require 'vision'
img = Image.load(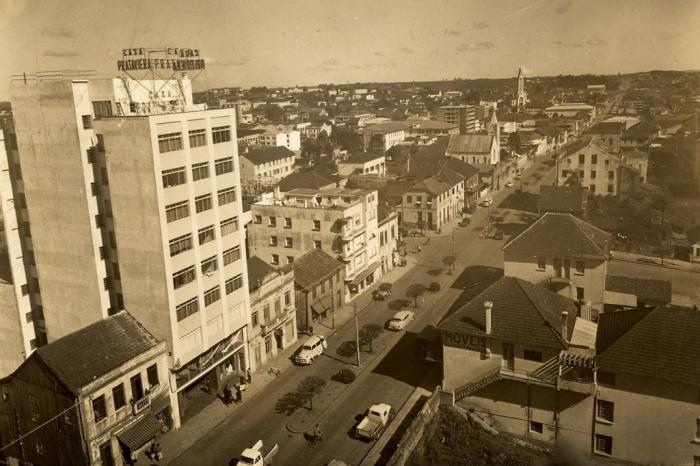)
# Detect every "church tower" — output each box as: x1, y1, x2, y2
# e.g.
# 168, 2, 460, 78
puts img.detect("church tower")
514, 67, 528, 109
